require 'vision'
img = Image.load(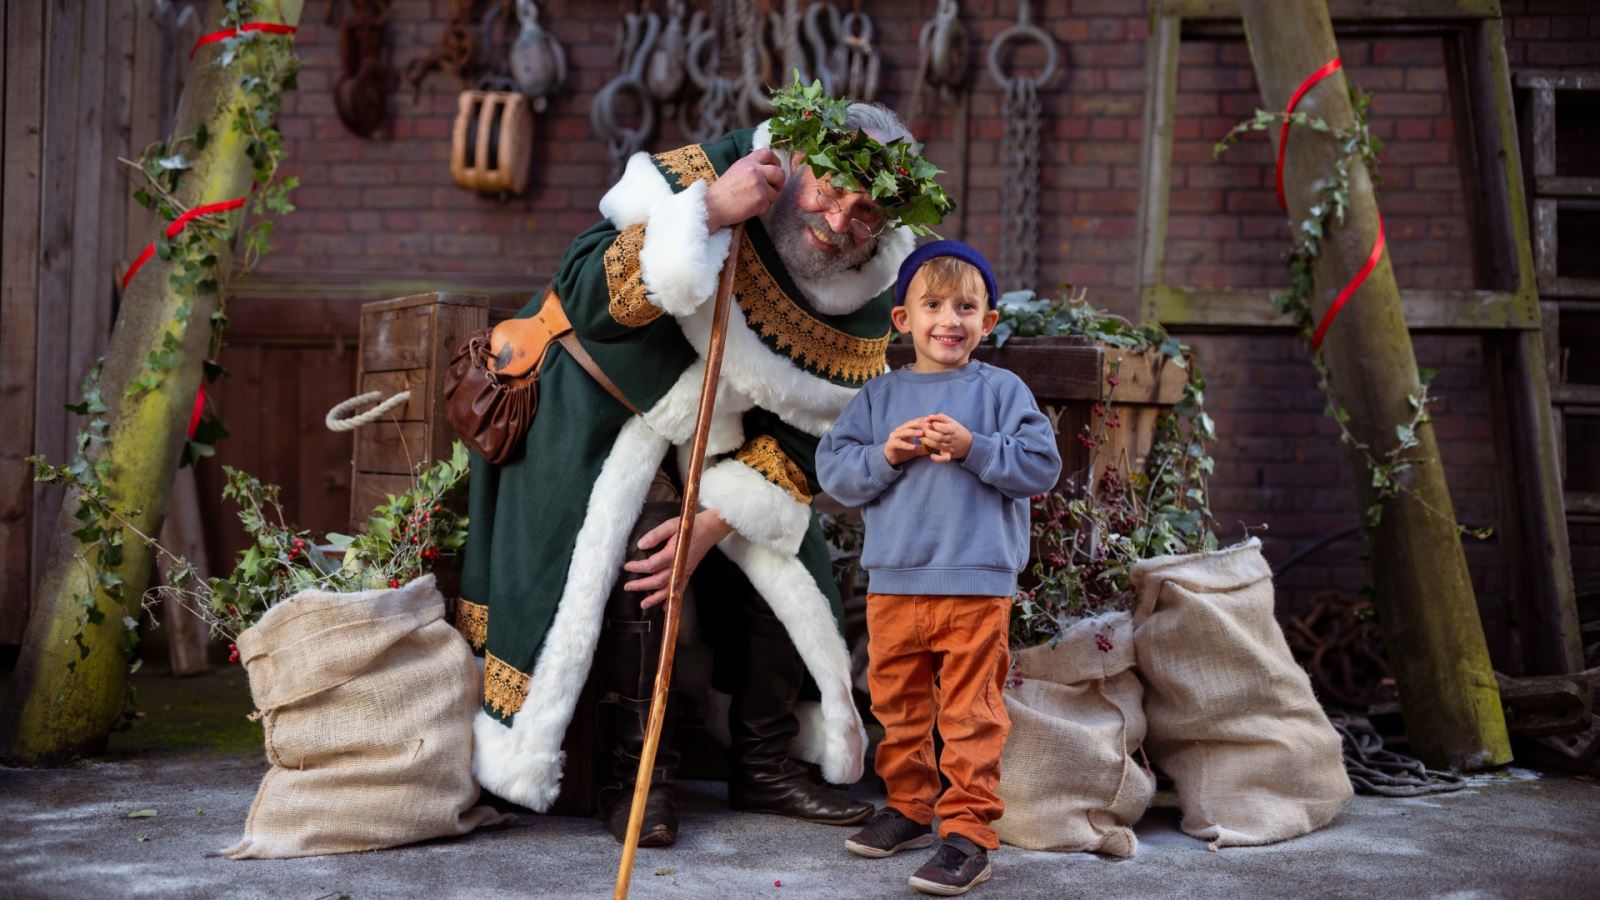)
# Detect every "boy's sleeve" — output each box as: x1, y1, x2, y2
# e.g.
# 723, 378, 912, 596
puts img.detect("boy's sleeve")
960, 373, 1062, 500
815, 386, 904, 508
